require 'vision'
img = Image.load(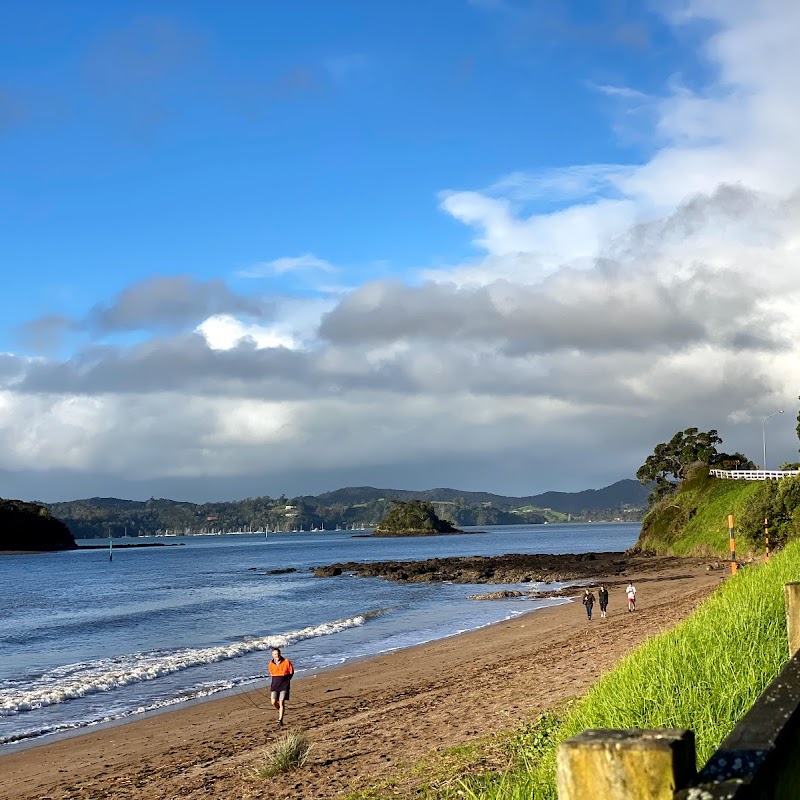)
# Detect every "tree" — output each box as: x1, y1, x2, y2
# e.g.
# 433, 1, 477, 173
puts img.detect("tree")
636, 427, 724, 504
709, 451, 756, 470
